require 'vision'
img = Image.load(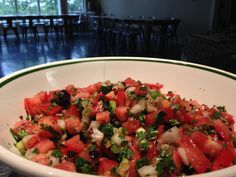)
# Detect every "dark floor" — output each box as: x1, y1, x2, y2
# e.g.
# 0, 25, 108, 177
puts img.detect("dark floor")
0, 32, 235, 78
